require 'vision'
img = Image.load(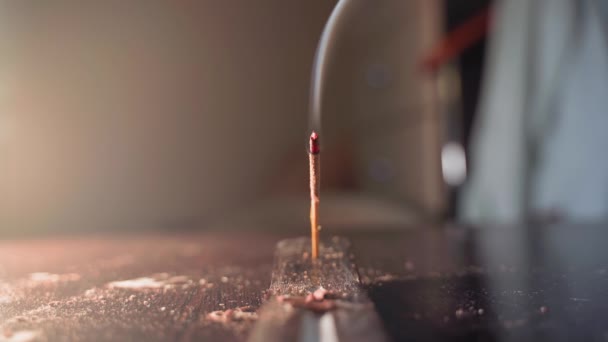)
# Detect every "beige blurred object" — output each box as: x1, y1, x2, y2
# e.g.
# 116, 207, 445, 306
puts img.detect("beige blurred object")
317, 0, 445, 218
0, 0, 444, 234
241, 0, 446, 229
0, 1, 334, 233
